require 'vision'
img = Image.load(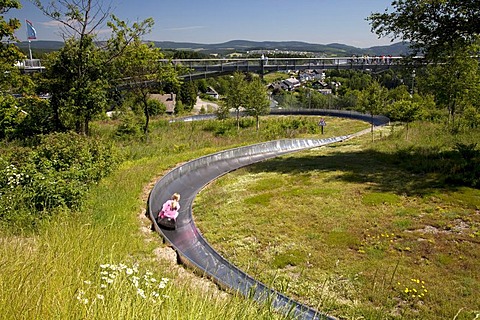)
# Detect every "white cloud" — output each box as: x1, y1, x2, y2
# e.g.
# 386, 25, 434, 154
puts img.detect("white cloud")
164, 26, 206, 32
